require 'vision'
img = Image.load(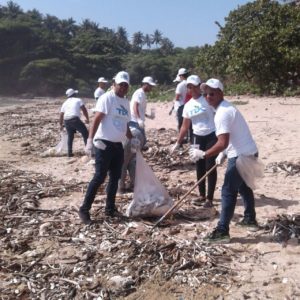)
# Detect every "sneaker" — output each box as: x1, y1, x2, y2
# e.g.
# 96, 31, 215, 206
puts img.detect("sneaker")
78, 209, 92, 225
203, 199, 213, 208
203, 228, 230, 244
105, 208, 123, 217
236, 218, 259, 232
